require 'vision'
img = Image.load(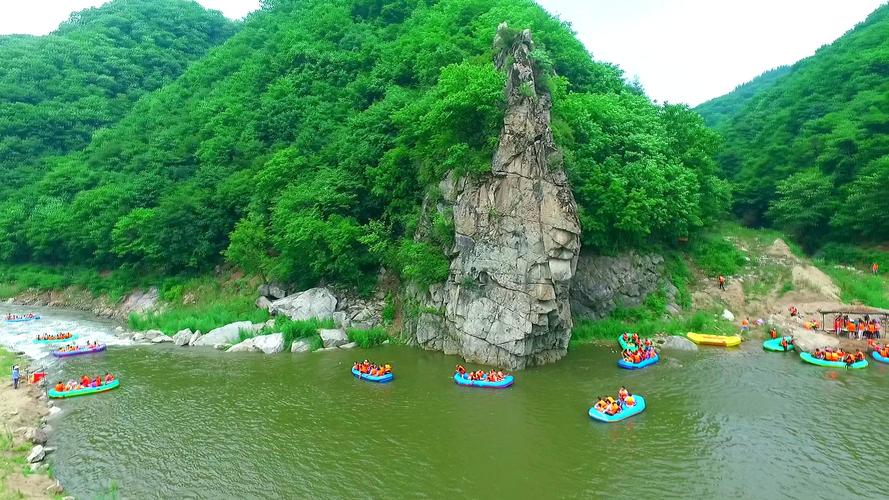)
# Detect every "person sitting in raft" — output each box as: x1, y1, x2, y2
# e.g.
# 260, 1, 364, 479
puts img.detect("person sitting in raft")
855, 350, 865, 362
618, 387, 629, 401
455, 365, 466, 376
104, 373, 115, 383
594, 397, 608, 412
54, 380, 66, 393
779, 337, 791, 351
813, 348, 824, 359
